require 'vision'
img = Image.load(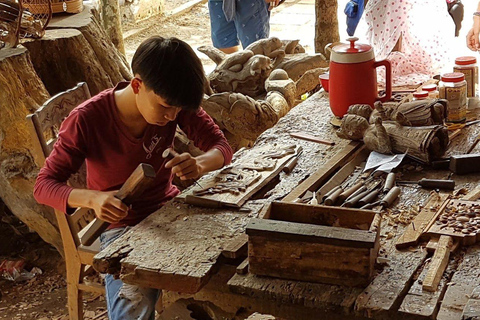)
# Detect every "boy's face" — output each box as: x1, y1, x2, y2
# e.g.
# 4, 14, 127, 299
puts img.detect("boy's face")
132, 77, 181, 126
